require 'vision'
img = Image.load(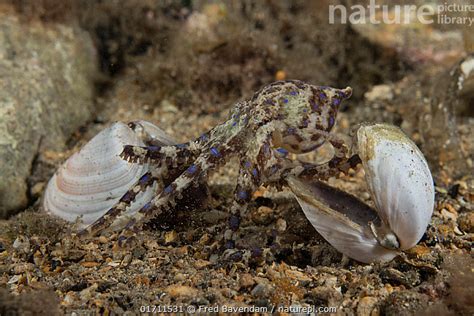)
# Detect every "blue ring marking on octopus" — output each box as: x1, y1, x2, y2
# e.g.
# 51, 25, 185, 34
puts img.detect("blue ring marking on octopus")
276, 148, 288, 155
139, 174, 150, 185
319, 92, 326, 100
210, 147, 221, 157
186, 164, 198, 174
287, 127, 296, 134
121, 192, 132, 202
283, 98, 289, 103
142, 202, 152, 211
252, 168, 258, 177
328, 116, 335, 127
164, 185, 174, 194
289, 91, 297, 96
229, 215, 240, 228
244, 161, 252, 168
199, 133, 209, 141
148, 146, 161, 151
333, 98, 341, 106
124, 218, 137, 229
237, 190, 248, 200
